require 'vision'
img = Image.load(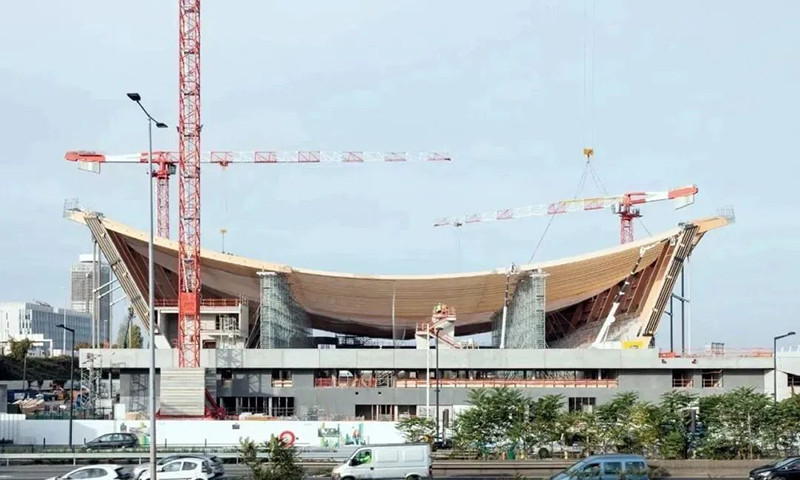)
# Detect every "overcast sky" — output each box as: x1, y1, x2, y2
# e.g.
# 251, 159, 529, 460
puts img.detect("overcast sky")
1, 1, 798, 349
